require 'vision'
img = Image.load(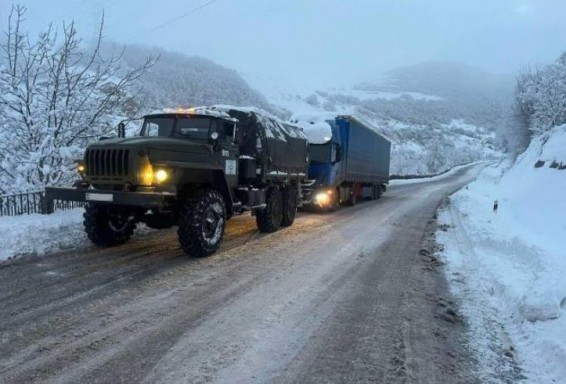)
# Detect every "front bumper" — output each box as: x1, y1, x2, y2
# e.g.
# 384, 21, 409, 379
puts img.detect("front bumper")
45, 187, 176, 208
